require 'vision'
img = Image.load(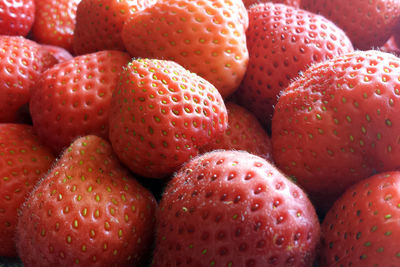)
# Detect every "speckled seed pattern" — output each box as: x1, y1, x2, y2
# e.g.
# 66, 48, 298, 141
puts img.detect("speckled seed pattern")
32, 0, 81, 51
301, 0, 400, 49
0, 36, 43, 122
72, 0, 157, 55
239, 2, 354, 127
272, 50, 400, 208
16, 135, 157, 266
121, 0, 249, 98
29, 50, 130, 153
321, 172, 400, 266
109, 58, 227, 178
0, 124, 54, 257
242, 0, 300, 9
200, 102, 273, 162
152, 150, 320, 266
0, 0, 35, 36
